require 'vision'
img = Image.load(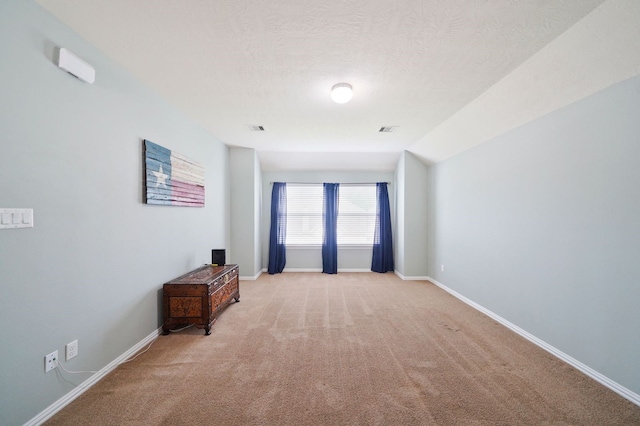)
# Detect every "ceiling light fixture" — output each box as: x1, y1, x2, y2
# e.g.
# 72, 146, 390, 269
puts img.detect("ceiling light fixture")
331, 83, 353, 104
